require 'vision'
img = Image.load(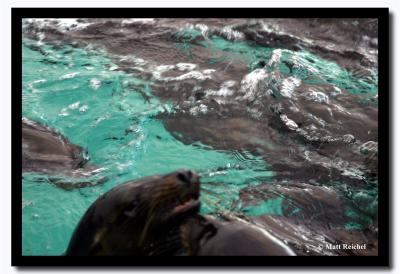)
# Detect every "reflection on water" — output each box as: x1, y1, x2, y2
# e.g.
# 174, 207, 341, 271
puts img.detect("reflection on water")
22, 40, 275, 255
22, 18, 378, 256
